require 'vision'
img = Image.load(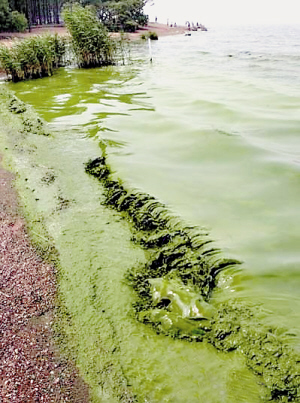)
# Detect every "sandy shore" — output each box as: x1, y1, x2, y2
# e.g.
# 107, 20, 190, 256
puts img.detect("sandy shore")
0, 22, 186, 46
0, 156, 90, 402
115, 22, 186, 39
